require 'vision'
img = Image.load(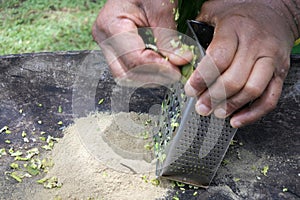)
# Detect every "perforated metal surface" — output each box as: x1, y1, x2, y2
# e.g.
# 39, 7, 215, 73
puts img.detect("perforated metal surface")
154, 20, 238, 187
155, 82, 237, 187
